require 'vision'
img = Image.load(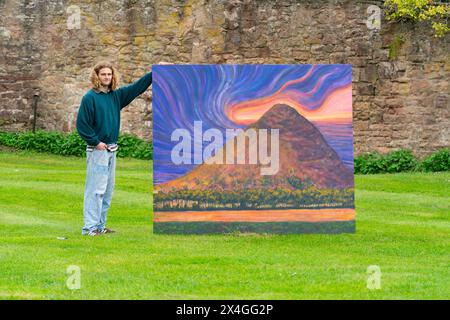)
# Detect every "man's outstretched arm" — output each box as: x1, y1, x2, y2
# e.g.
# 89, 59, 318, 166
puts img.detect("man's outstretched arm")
115, 72, 152, 110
